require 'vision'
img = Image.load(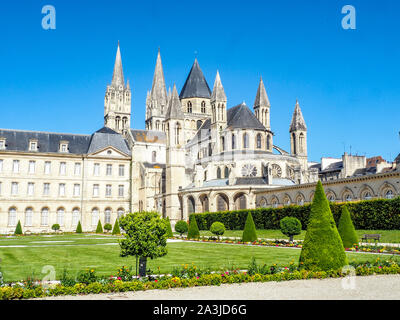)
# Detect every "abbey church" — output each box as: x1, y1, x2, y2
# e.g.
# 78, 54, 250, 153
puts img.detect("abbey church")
0, 44, 398, 233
